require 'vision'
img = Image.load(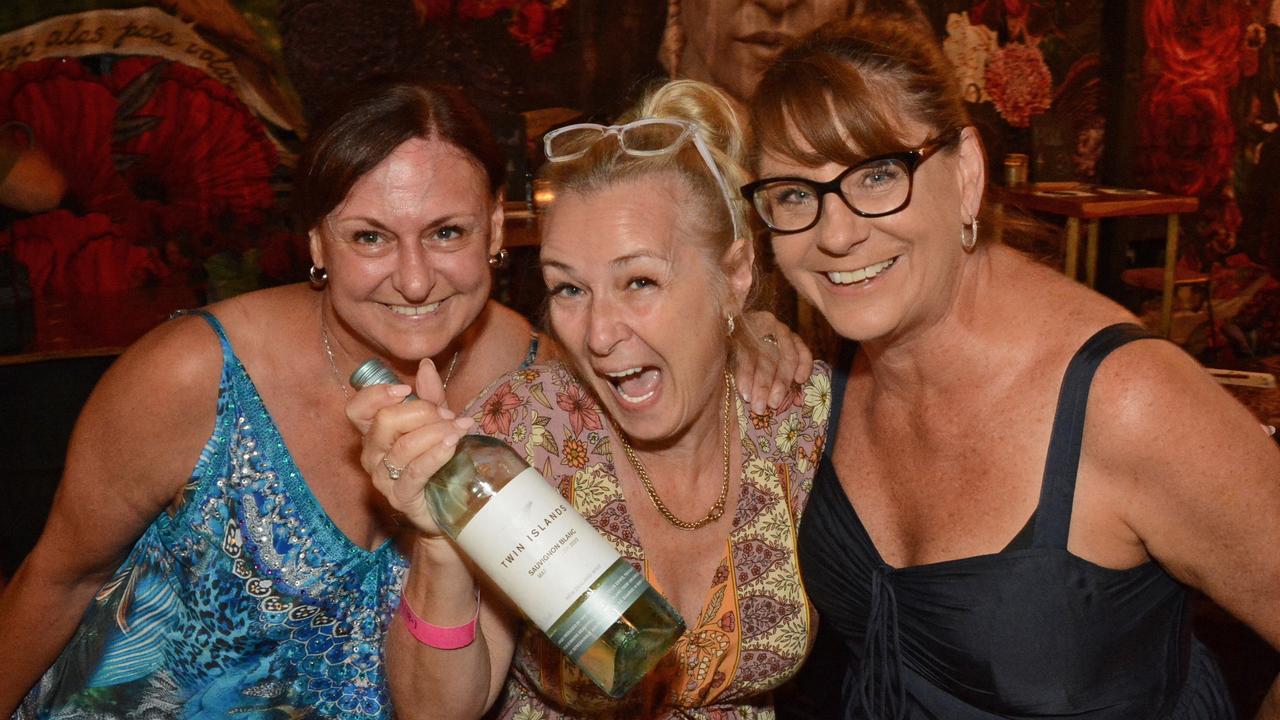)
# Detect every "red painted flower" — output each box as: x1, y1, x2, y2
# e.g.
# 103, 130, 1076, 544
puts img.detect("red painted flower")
984, 42, 1053, 128
438, 0, 565, 59
105, 57, 277, 256
508, 2, 563, 61
256, 228, 310, 283
556, 384, 603, 436
0, 58, 131, 213
1138, 77, 1234, 197
967, 0, 1054, 40
1143, 0, 1243, 86
480, 382, 524, 435
1, 210, 168, 295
